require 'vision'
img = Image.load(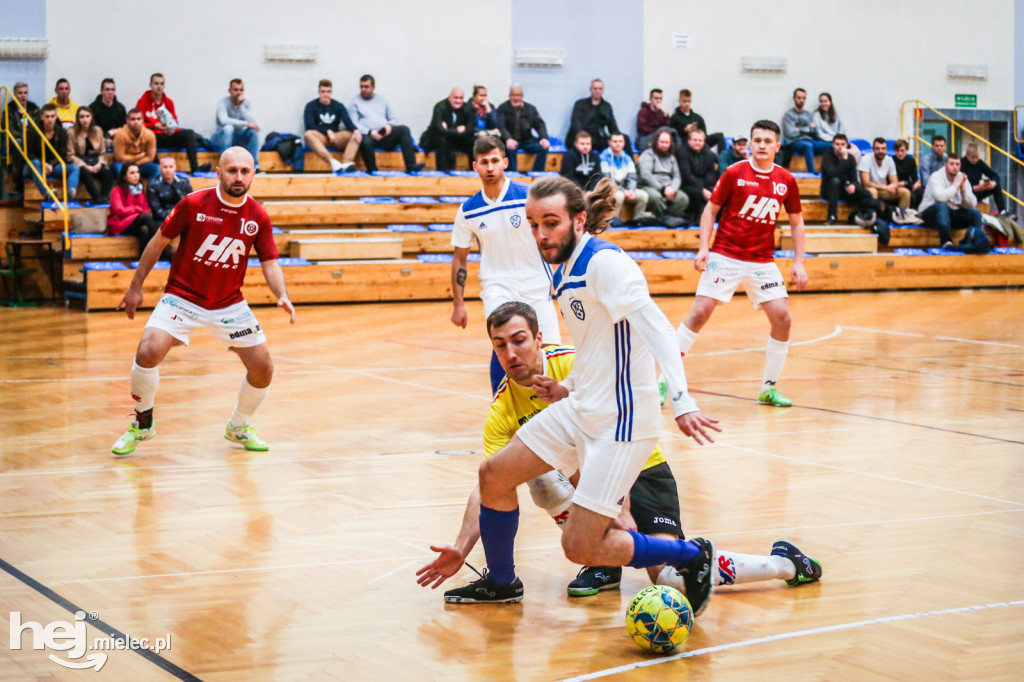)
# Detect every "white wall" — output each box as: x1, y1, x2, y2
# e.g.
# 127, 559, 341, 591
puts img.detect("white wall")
643, 0, 1015, 142
45, 0, 511, 140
